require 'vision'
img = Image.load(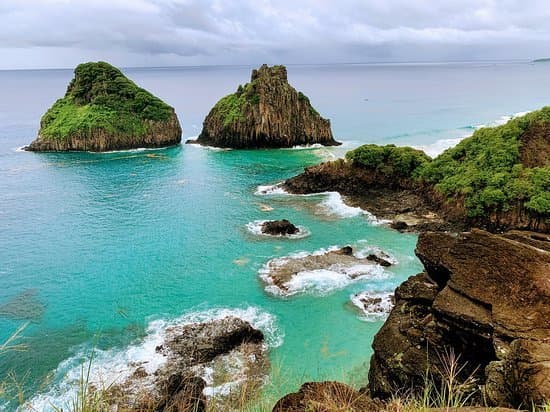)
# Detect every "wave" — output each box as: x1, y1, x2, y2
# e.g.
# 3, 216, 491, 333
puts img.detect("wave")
350, 291, 394, 321
259, 245, 391, 297
26, 307, 281, 411
254, 183, 289, 196
246, 220, 311, 239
